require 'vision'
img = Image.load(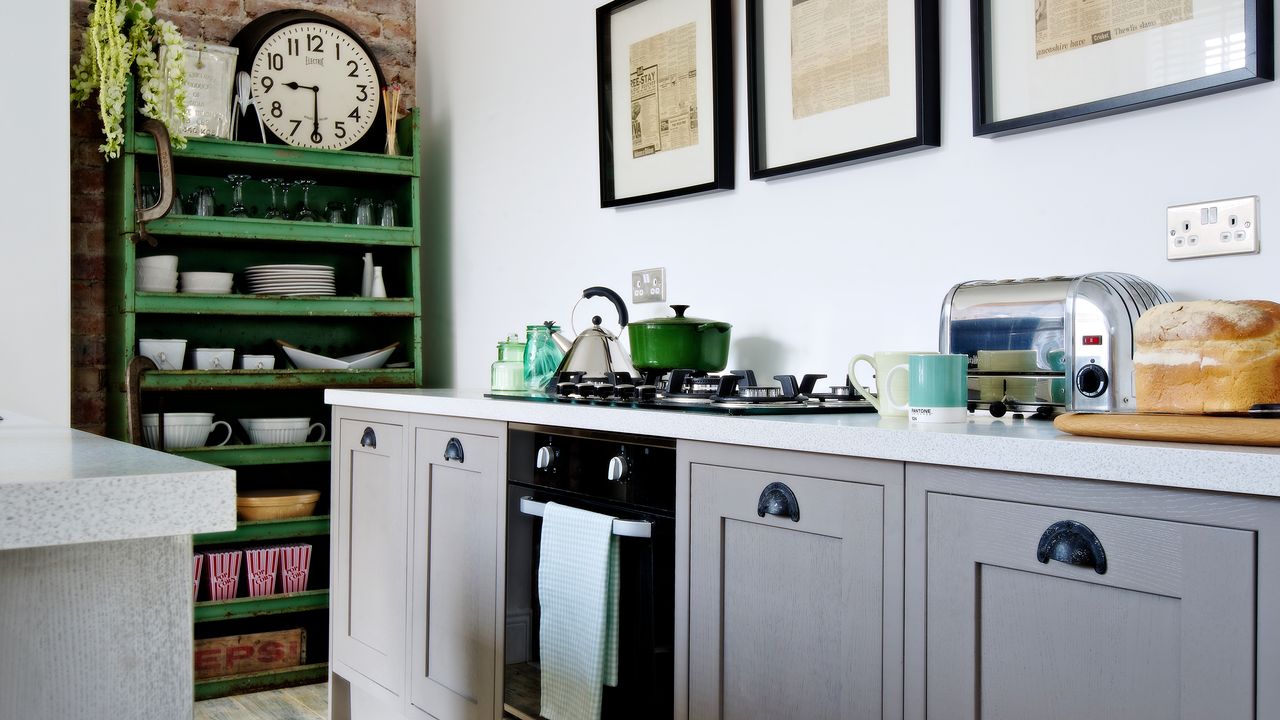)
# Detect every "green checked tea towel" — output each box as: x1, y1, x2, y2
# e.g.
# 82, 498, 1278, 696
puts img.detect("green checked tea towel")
539, 501, 620, 720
